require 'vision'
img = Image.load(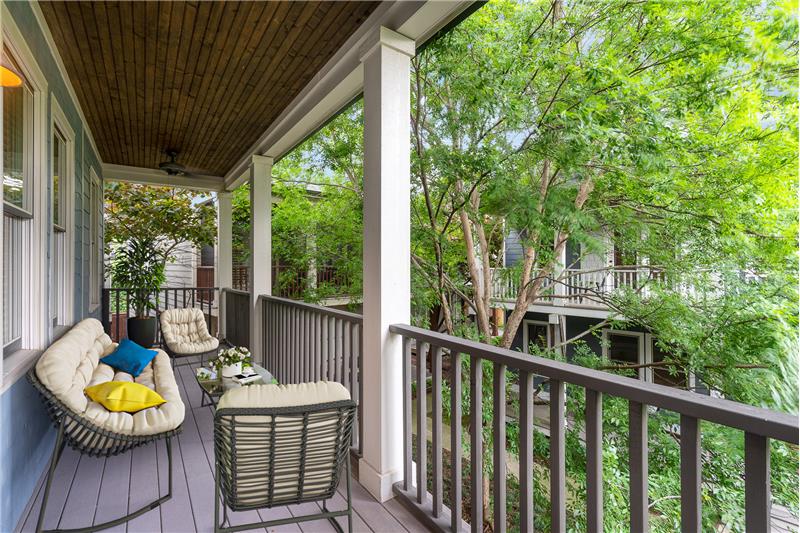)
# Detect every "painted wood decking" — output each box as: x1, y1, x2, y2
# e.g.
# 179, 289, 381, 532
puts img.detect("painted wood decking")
15, 361, 428, 533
